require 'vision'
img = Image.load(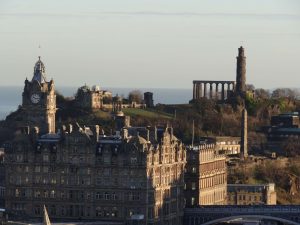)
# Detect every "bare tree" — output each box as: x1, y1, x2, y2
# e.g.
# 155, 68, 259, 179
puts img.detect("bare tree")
272, 88, 298, 100
246, 84, 255, 91
255, 88, 270, 99
128, 90, 143, 104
